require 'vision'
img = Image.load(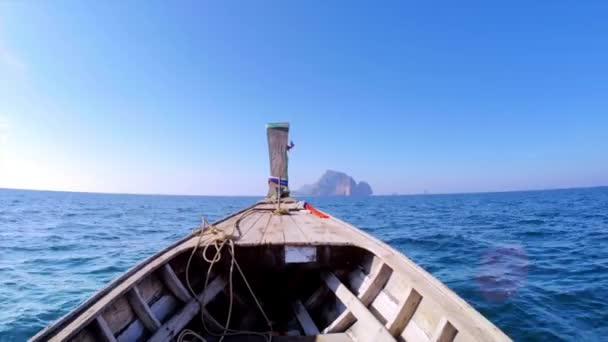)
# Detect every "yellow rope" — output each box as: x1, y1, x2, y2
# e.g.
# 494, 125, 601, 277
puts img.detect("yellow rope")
180, 214, 273, 342
177, 329, 208, 342
273, 207, 290, 215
